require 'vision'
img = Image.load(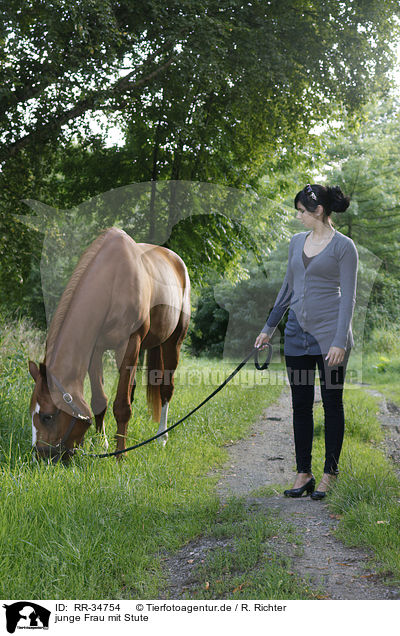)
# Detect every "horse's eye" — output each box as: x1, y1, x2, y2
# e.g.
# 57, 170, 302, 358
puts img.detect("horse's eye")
40, 413, 56, 425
